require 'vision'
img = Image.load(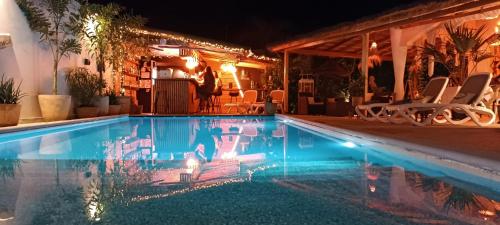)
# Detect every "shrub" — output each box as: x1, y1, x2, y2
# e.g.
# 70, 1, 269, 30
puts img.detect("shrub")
349, 76, 365, 97
0, 74, 24, 104
106, 90, 119, 105
66, 68, 102, 107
